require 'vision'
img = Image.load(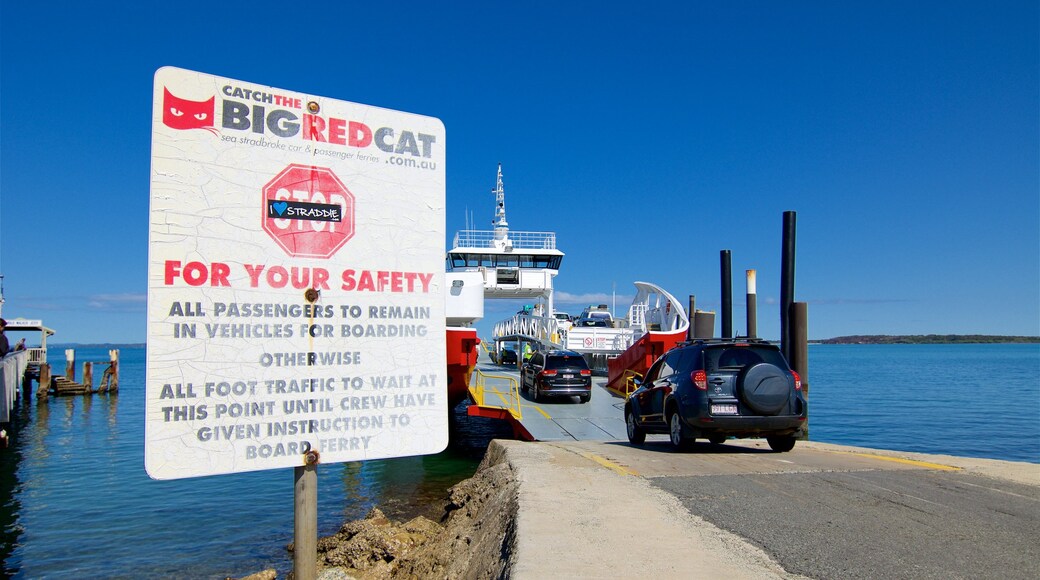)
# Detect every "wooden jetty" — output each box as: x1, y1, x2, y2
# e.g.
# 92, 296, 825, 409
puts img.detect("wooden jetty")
33, 349, 120, 399
1, 316, 121, 448
3, 346, 119, 449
